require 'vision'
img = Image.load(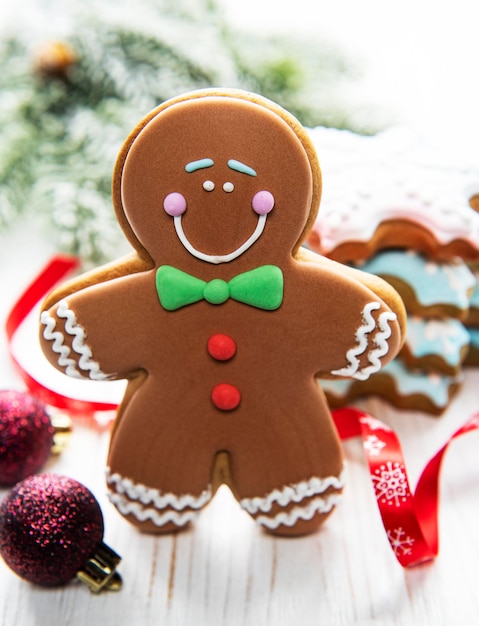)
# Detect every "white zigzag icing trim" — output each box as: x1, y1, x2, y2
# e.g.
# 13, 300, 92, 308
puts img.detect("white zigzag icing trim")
331, 301, 380, 377
41, 300, 109, 380
40, 310, 83, 379
354, 311, 397, 381
331, 302, 397, 380
240, 473, 344, 515
255, 493, 343, 529
106, 470, 212, 511
108, 493, 200, 527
